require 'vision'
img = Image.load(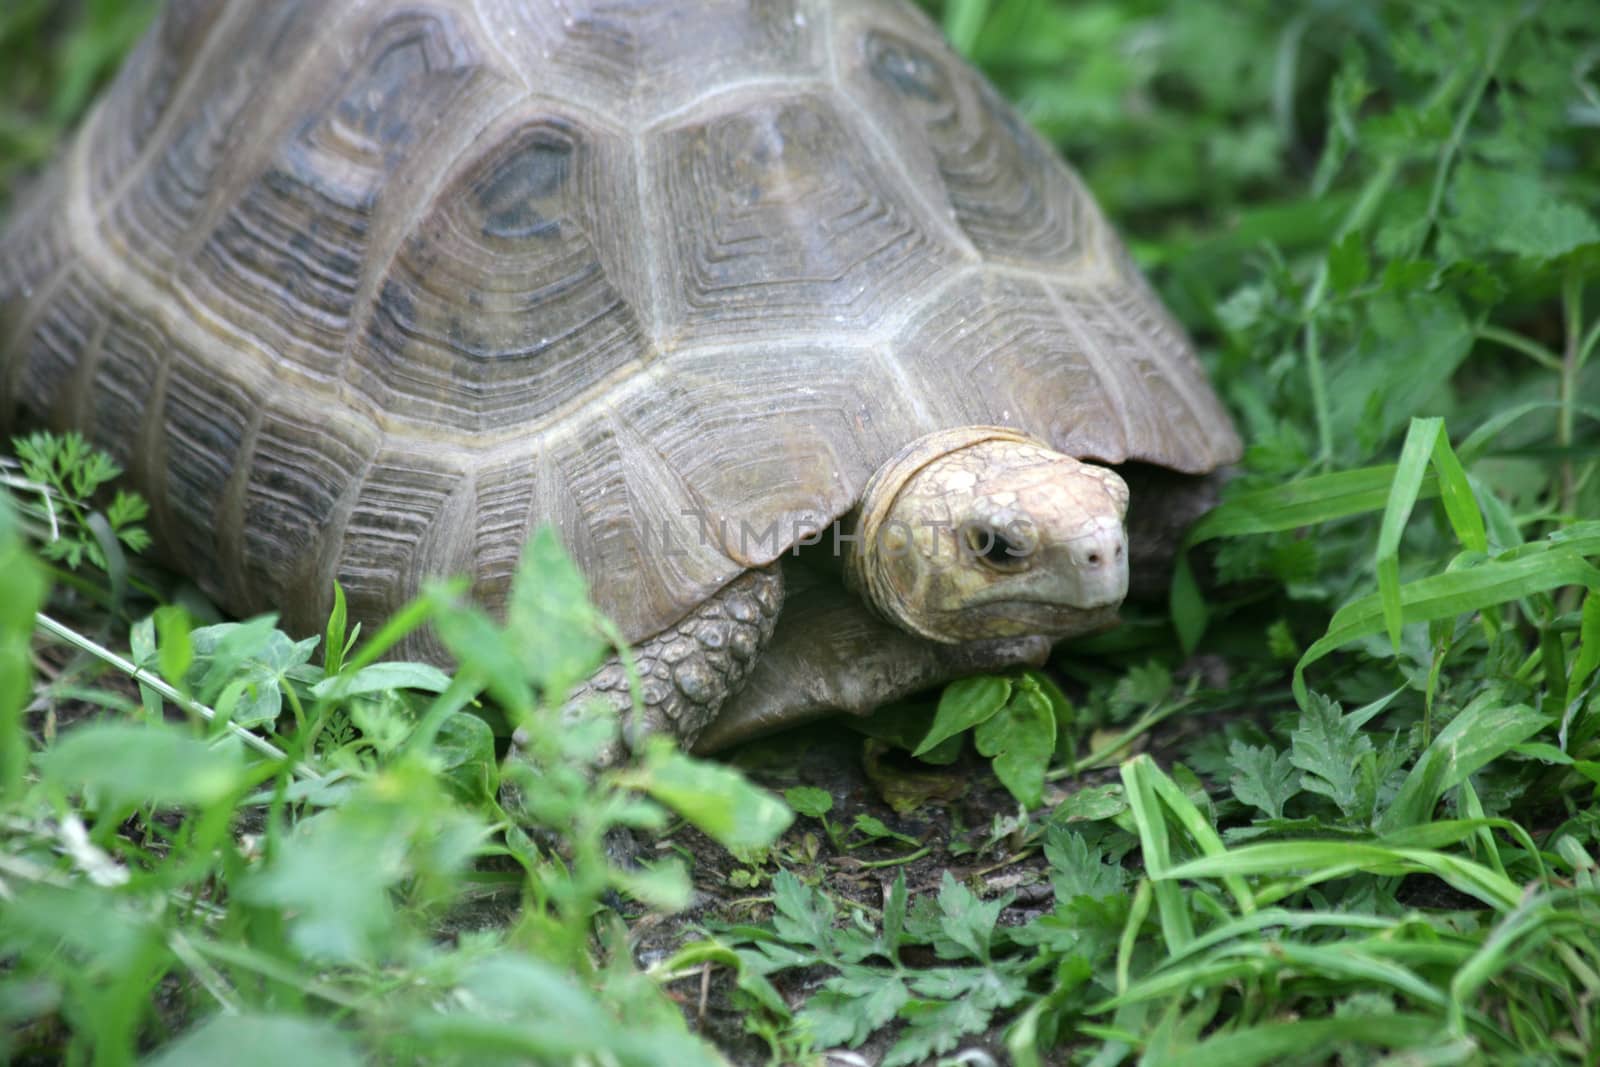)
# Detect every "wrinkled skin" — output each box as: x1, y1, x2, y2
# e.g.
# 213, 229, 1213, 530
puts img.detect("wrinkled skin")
848, 426, 1129, 644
